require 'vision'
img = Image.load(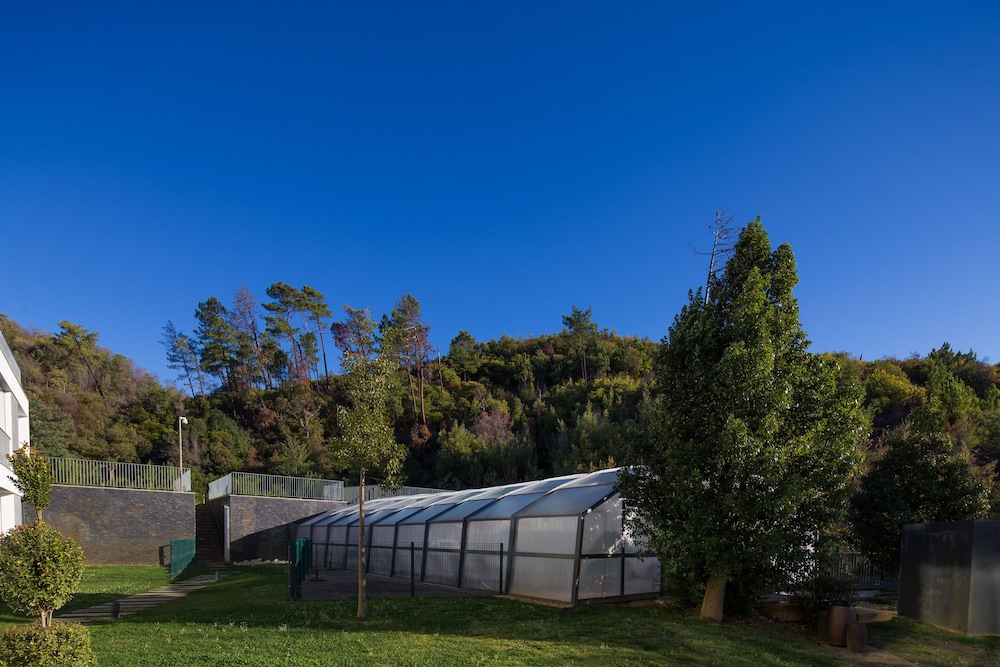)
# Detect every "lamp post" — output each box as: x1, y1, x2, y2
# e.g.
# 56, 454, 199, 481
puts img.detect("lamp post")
178, 416, 188, 473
